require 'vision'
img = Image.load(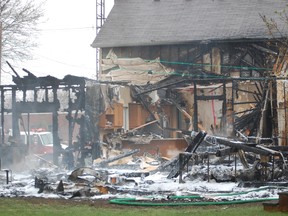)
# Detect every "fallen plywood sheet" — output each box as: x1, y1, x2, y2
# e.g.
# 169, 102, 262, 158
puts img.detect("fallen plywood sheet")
101, 51, 173, 85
